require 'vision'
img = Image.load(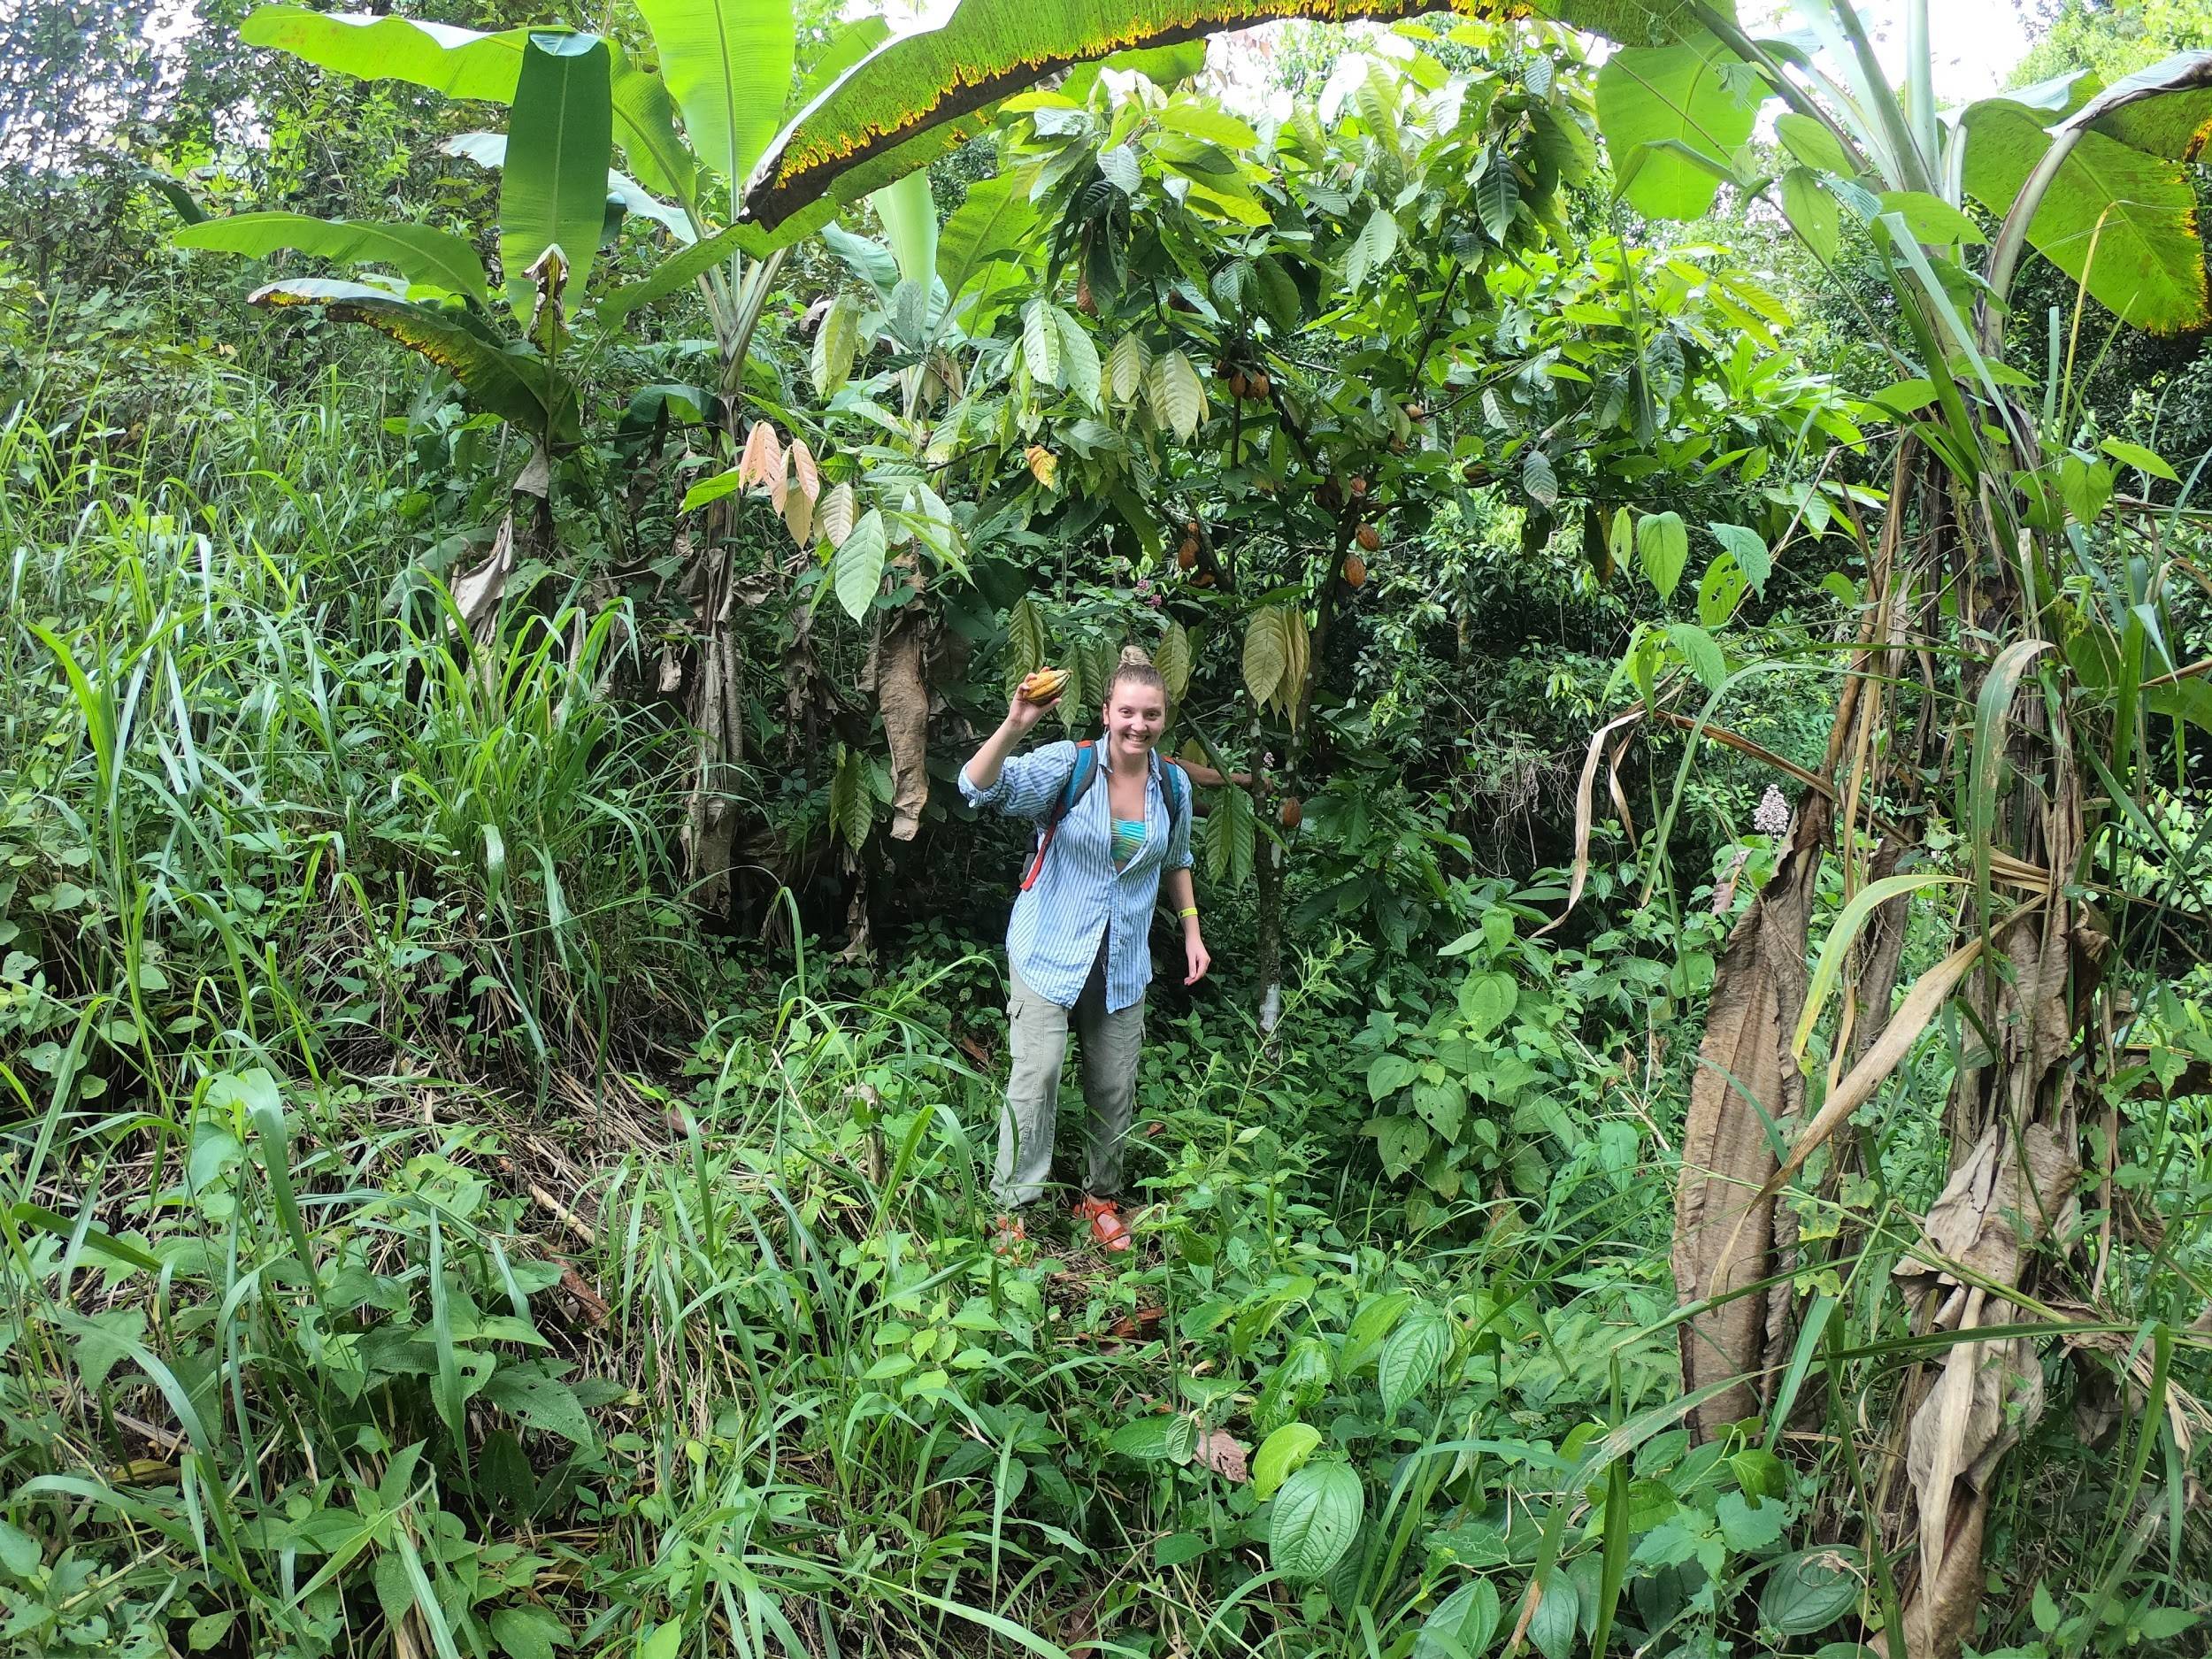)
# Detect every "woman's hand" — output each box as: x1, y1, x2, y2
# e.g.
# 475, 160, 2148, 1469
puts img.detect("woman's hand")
1183, 933, 1211, 986
1004, 686, 1058, 734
